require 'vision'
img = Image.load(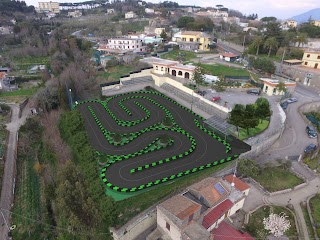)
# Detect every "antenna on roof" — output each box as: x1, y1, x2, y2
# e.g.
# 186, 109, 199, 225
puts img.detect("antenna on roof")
231, 157, 238, 188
